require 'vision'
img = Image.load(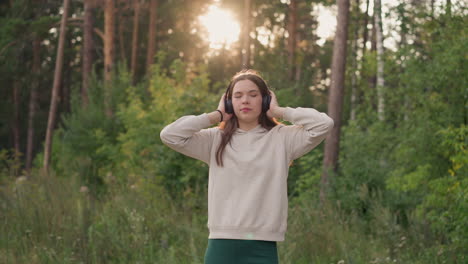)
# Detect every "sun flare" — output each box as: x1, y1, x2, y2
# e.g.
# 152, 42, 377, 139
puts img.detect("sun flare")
198, 6, 240, 50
